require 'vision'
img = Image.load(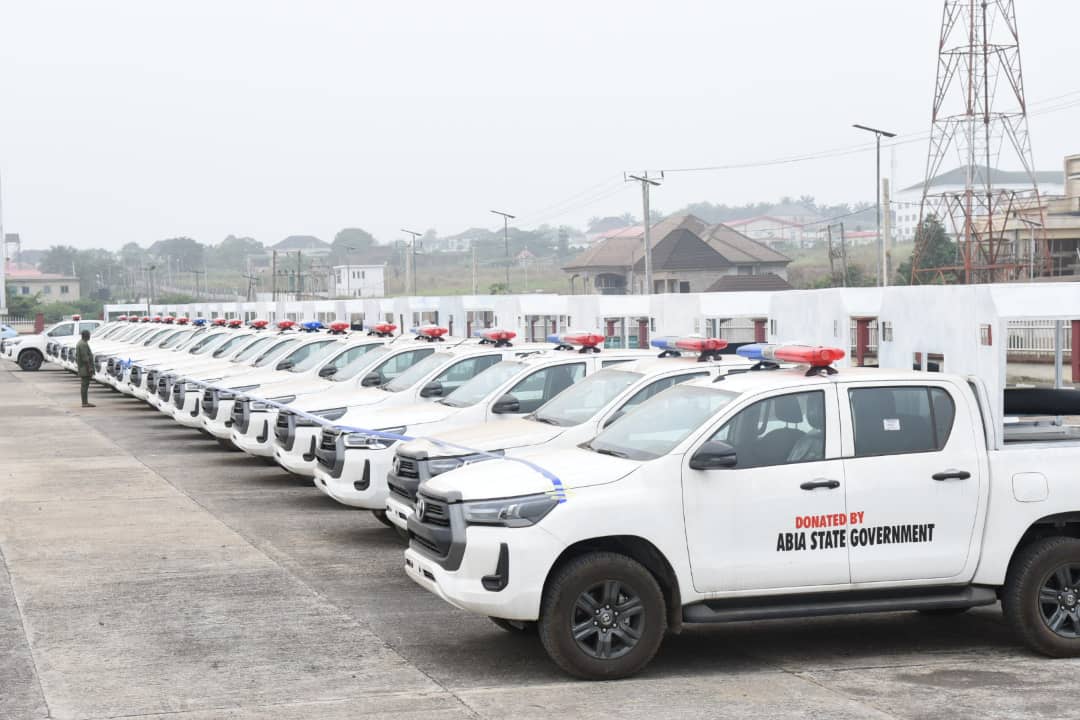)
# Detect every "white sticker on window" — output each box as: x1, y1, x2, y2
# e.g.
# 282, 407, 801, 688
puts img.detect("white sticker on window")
883, 418, 901, 431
